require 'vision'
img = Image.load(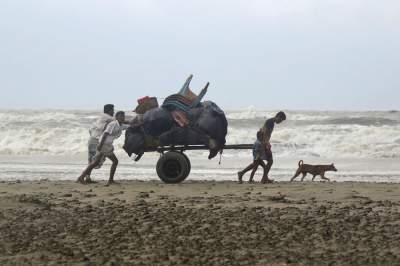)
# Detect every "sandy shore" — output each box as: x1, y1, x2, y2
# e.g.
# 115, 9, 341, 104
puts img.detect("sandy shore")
1, 180, 400, 265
